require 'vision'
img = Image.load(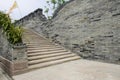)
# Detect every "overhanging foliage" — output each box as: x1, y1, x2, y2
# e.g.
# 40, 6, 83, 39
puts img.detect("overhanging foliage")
0, 11, 23, 44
